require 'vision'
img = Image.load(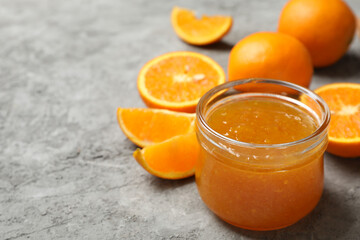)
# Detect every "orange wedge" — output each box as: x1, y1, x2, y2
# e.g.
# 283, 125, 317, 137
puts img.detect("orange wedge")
133, 132, 200, 179
171, 6, 232, 45
315, 83, 360, 158
137, 51, 226, 113
117, 108, 195, 148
